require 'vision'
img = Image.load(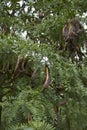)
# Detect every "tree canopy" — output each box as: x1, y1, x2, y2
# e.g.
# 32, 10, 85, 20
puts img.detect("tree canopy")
0, 0, 87, 130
